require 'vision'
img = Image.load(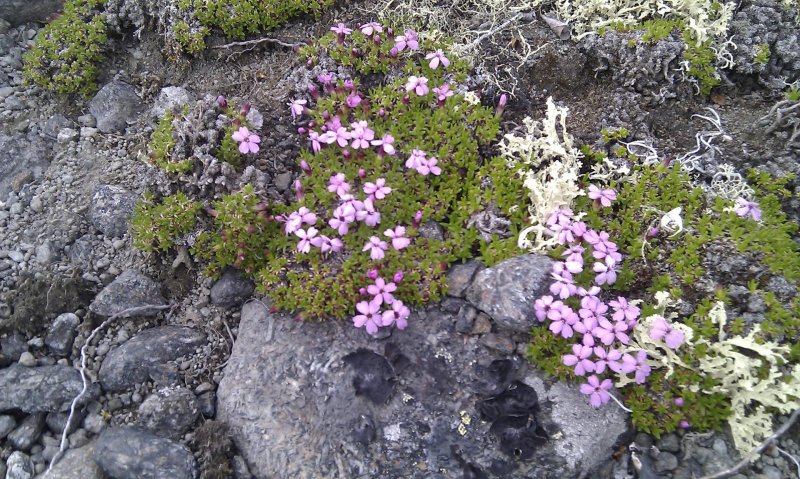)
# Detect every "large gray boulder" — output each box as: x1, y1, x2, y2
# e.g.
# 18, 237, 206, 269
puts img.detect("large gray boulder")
0, 365, 98, 413
99, 326, 206, 392
37, 440, 103, 479
465, 254, 554, 333
88, 81, 144, 133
